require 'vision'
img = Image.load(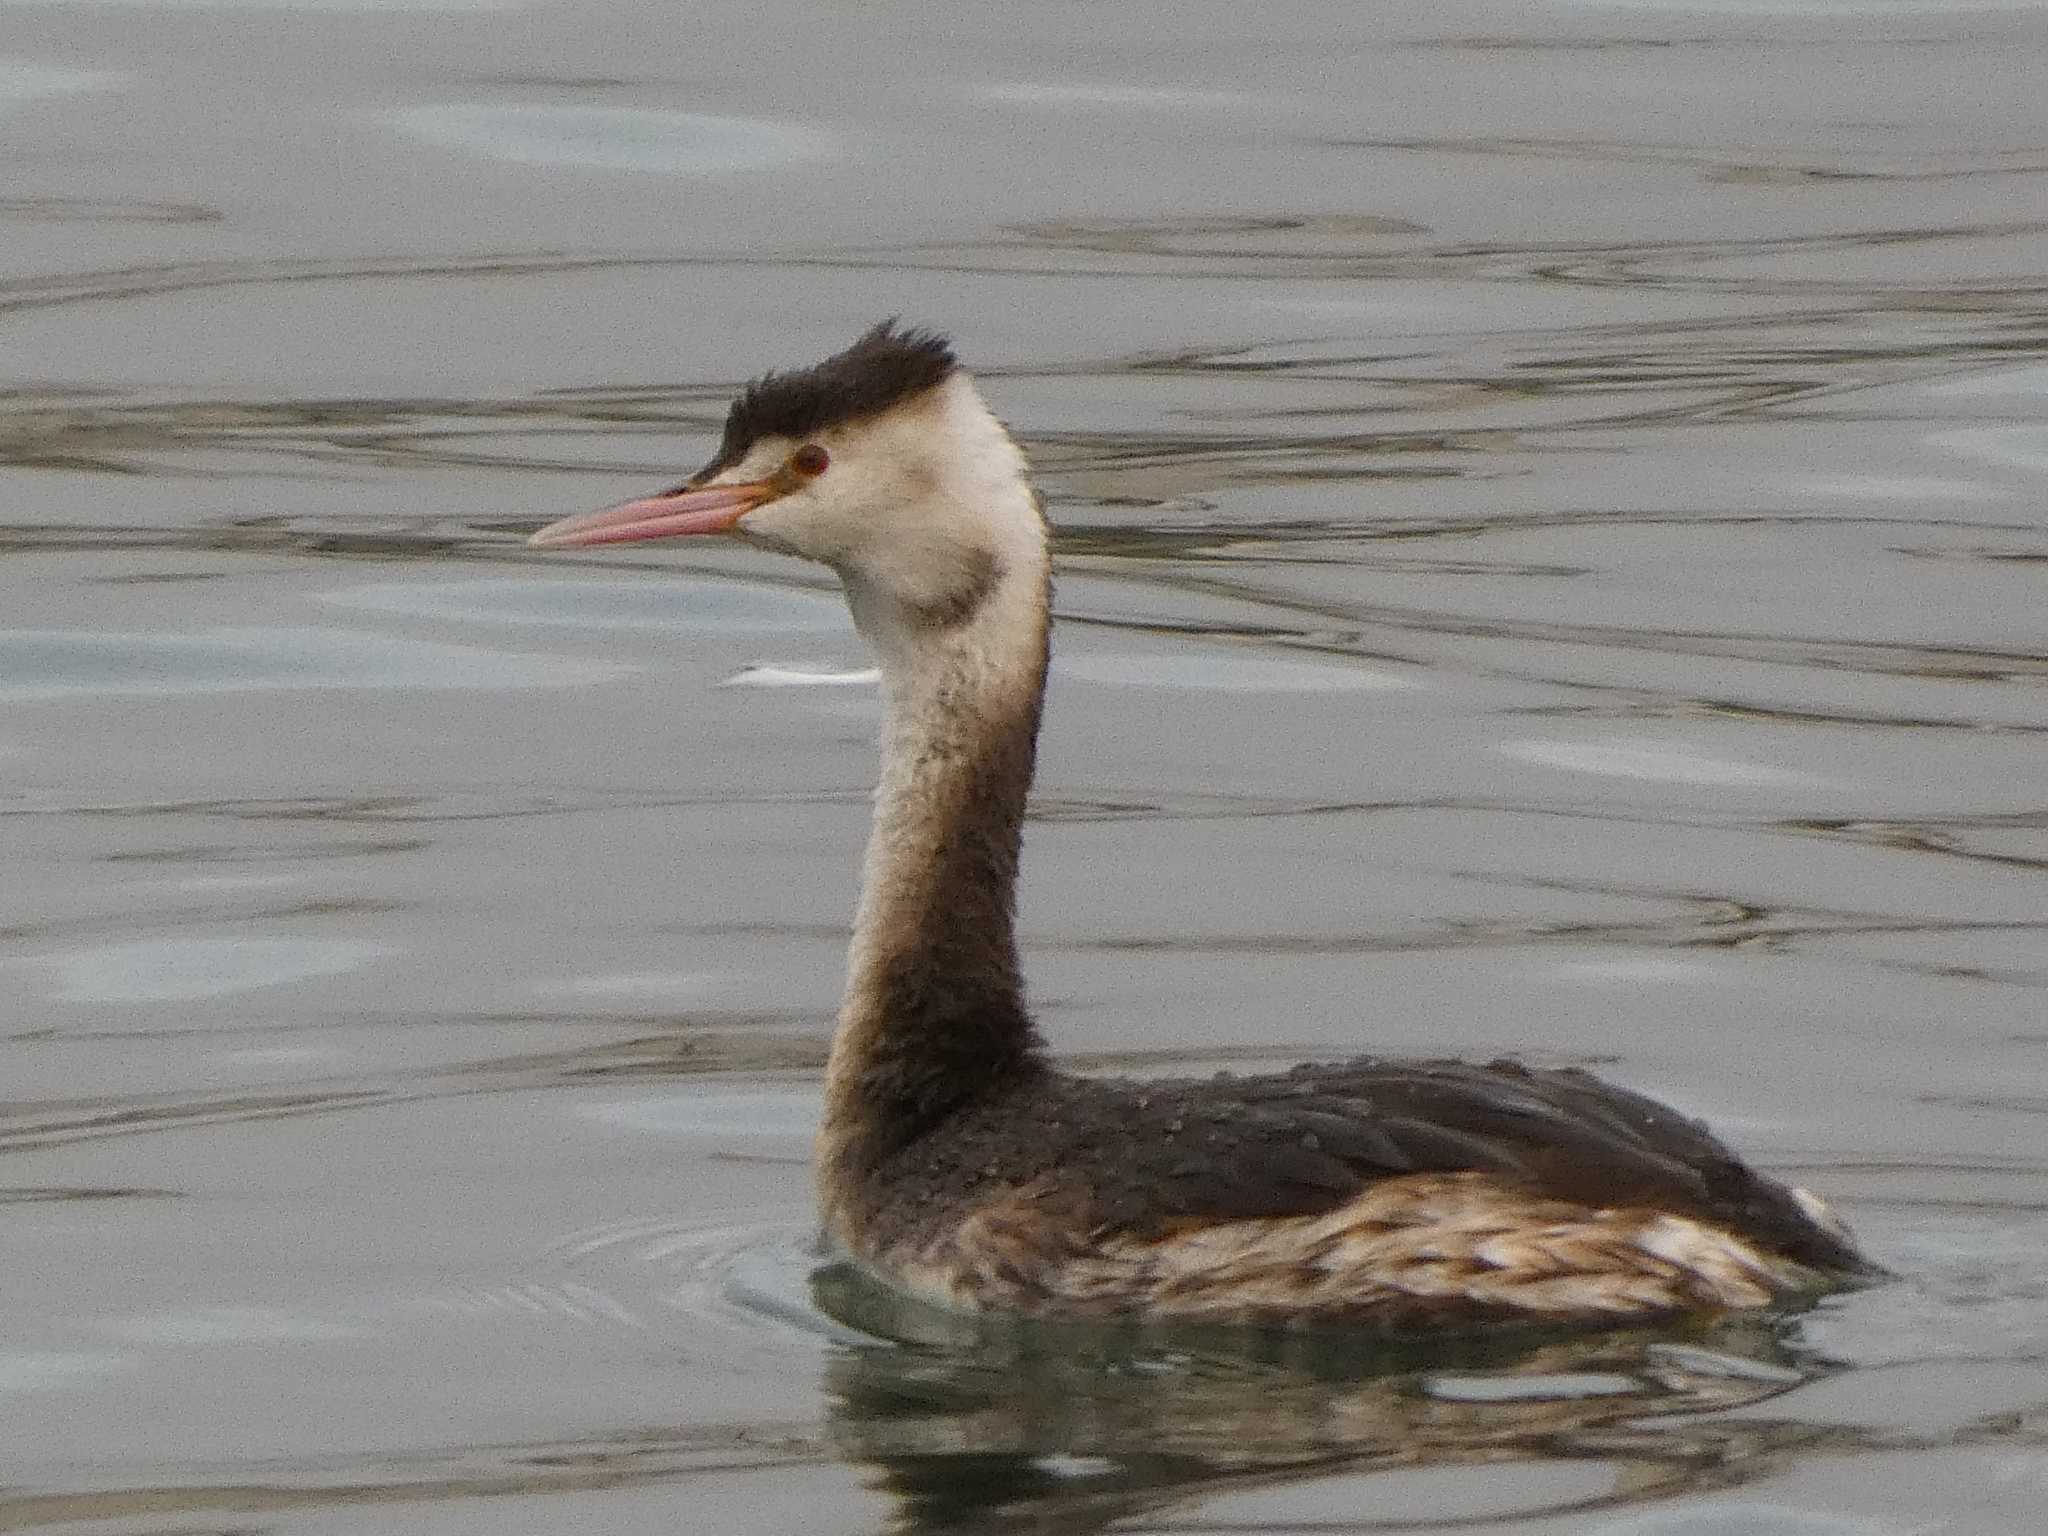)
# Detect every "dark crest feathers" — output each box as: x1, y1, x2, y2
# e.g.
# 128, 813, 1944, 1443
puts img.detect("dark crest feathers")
710, 320, 957, 471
